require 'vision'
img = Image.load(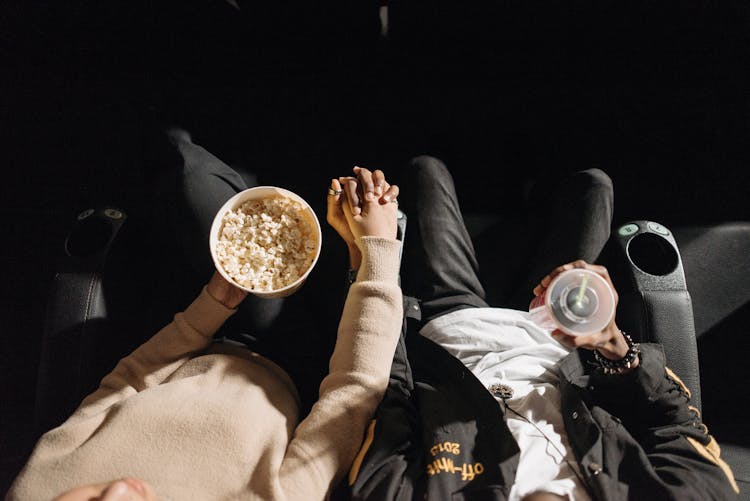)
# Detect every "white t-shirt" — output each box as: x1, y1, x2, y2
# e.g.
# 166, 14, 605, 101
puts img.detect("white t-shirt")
420, 307, 591, 501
